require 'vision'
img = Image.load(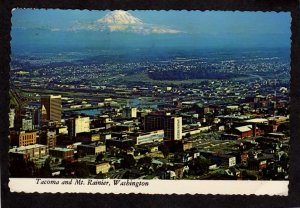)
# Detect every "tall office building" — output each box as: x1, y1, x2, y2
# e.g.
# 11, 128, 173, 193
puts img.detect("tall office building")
122, 107, 137, 118
40, 128, 57, 148
67, 115, 90, 139
21, 117, 33, 131
144, 112, 182, 141
41, 95, 62, 123
9, 108, 15, 129
31, 107, 41, 129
